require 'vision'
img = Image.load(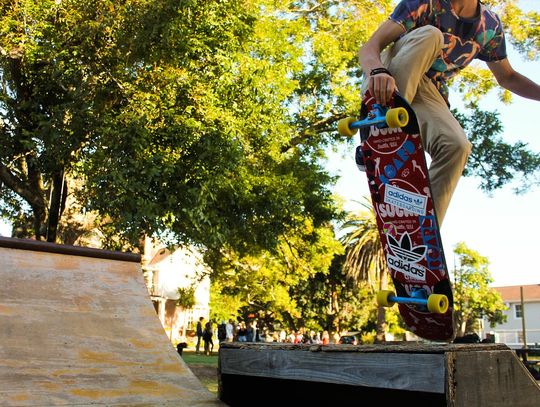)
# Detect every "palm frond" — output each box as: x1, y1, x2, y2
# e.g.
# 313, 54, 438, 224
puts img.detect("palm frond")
339, 197, 387, 290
